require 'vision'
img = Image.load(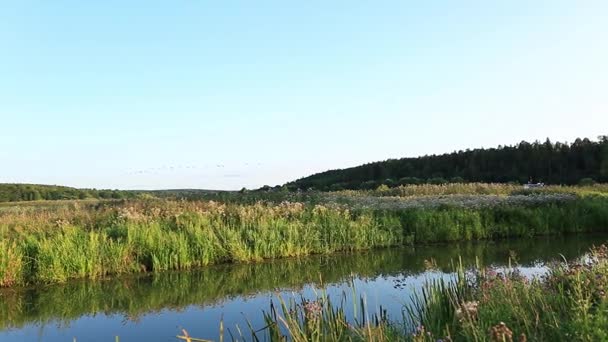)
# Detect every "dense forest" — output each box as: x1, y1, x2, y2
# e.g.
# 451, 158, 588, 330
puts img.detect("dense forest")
287, 136, 608, 191
0, 184, 136, 202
